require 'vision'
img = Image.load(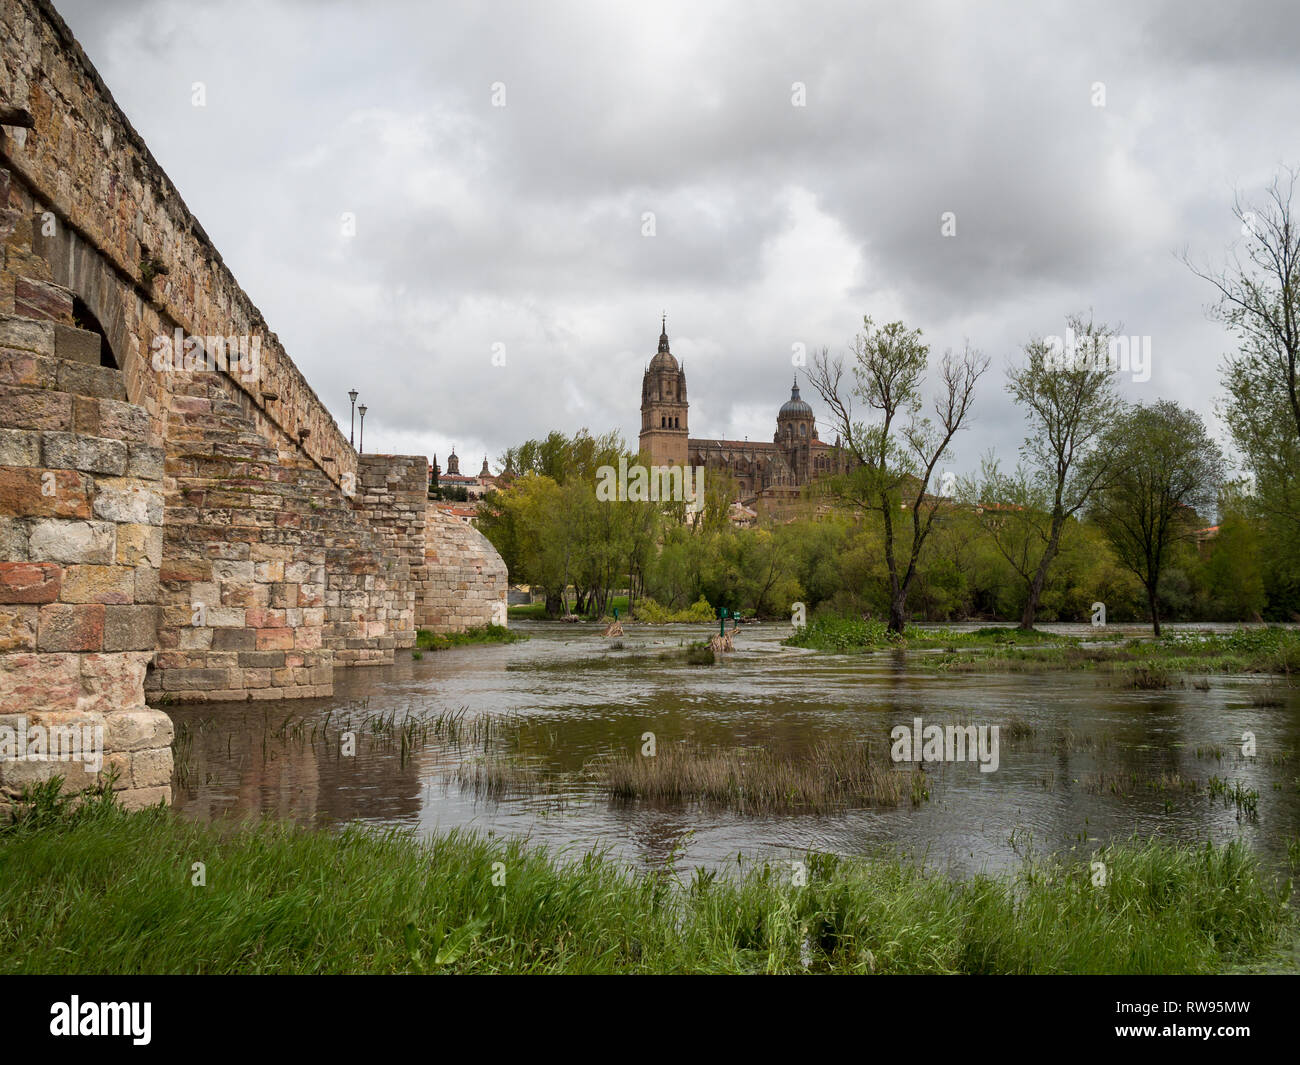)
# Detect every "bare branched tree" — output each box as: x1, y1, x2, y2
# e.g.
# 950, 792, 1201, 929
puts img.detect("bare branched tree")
807, 317, 989, 633
971, 314, 1122, 629
1185, 167, 1300, 443
1185, 167, 1300, 533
